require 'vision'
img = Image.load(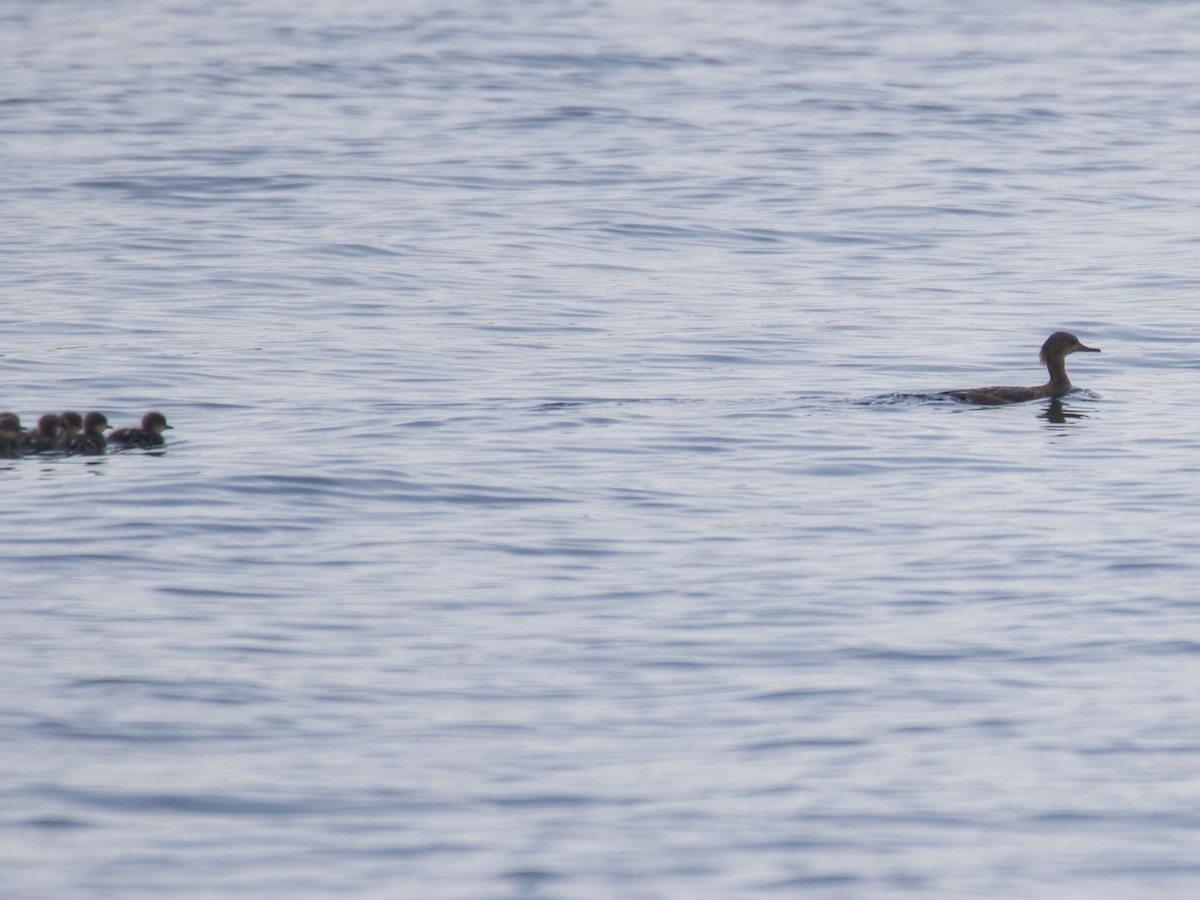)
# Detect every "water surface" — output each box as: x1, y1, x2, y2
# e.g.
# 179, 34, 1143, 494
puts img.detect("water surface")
4, 1, 1200, 897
